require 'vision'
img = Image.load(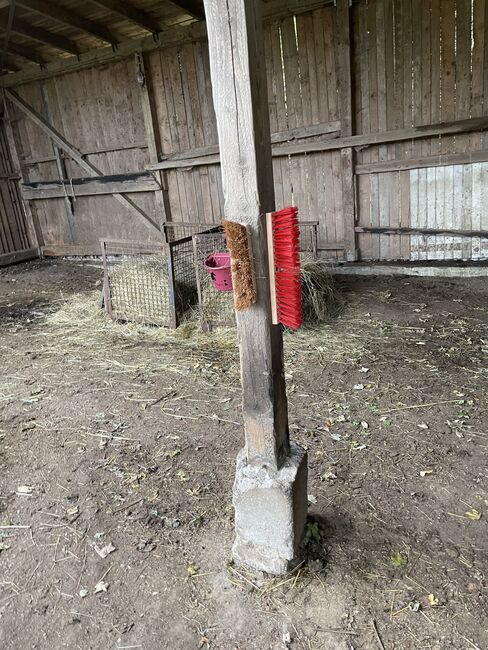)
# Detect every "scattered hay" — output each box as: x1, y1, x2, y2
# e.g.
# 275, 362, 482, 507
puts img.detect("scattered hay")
40, 284, 361, 382
43, 291, 238, 379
